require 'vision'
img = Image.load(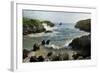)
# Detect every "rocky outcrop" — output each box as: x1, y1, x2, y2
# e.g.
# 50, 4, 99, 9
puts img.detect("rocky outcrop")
75, 19, 91, 32
69, 35, 91, 57
23, 18, 55, 35
23, 18, 46, 35
68, 19, 91, 58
